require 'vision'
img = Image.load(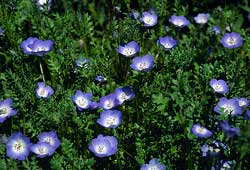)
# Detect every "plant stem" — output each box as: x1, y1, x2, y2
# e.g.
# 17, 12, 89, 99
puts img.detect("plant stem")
39, 60, 46, 83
